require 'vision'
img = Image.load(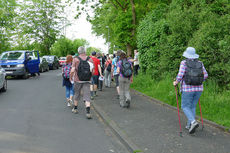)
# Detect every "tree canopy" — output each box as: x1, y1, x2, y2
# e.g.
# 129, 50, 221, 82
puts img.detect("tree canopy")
50, 37, 89, 57
0, 0, 17, 52
73, 0, 169, 55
